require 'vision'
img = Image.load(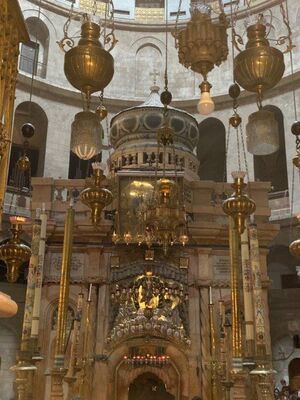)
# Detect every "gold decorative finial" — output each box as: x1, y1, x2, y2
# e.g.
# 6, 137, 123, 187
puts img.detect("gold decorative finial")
80, 163, 113, 226
222, 172, 256, 234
